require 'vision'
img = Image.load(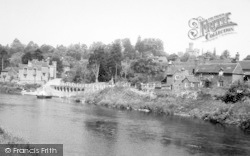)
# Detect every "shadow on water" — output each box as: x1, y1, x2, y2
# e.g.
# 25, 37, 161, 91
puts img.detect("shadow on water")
158, 116, 250, 156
